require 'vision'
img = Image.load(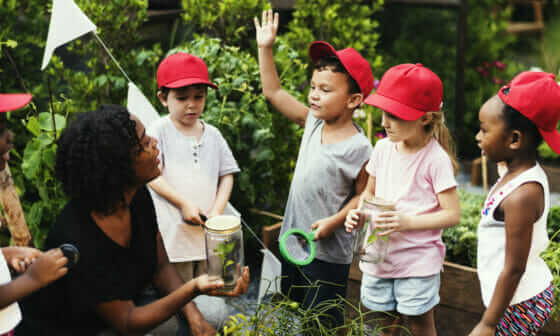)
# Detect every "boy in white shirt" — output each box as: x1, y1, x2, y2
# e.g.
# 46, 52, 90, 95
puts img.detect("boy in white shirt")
148, 52, 240, 334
